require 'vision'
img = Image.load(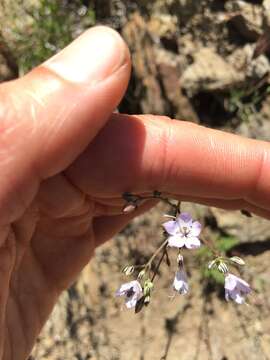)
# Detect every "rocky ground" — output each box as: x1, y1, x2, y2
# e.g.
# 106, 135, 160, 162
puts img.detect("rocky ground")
1, 1, 270, 359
